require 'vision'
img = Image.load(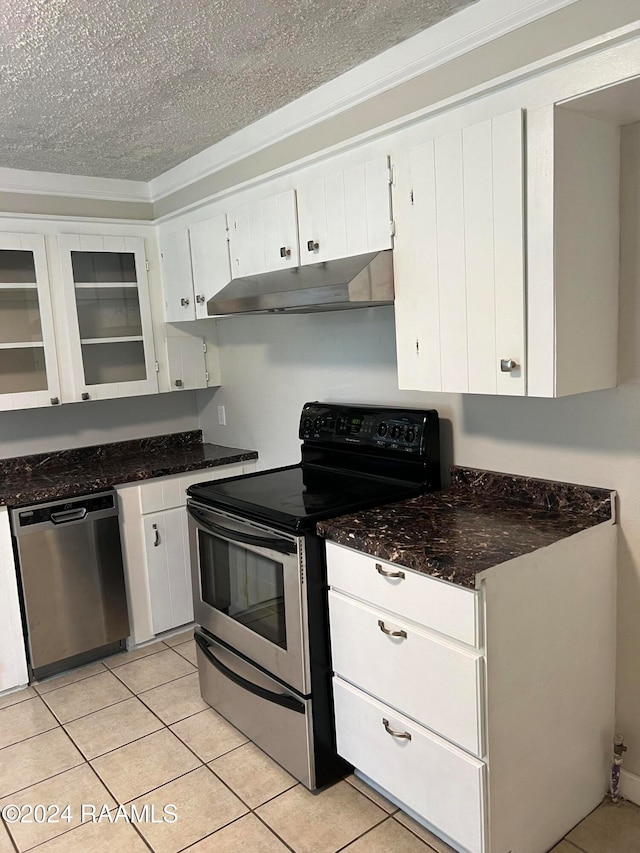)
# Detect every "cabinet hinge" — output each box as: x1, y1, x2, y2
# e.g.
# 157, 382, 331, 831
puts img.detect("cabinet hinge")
205, 371, 210, 384
203, 342, 207, 354
145, 259, 150, 271
154, 361, 159, 373
410, 189, 414, 206
390, 220, 396, 238
388, 164, 395, 186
